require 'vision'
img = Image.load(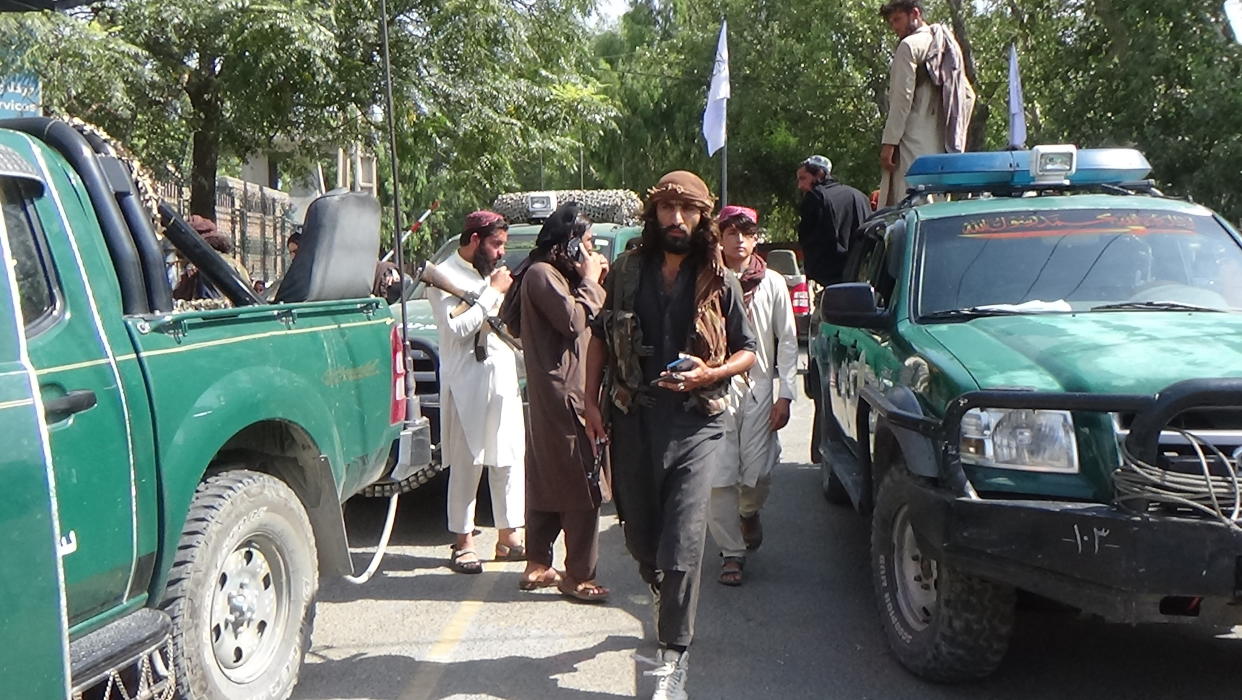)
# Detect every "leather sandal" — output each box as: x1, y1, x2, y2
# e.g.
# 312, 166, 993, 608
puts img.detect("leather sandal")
449, 546, 483, 574
518, 568, 562, 591
494, 543, 527, 562
719, 556, 745, 586
558, 579, 611, 603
